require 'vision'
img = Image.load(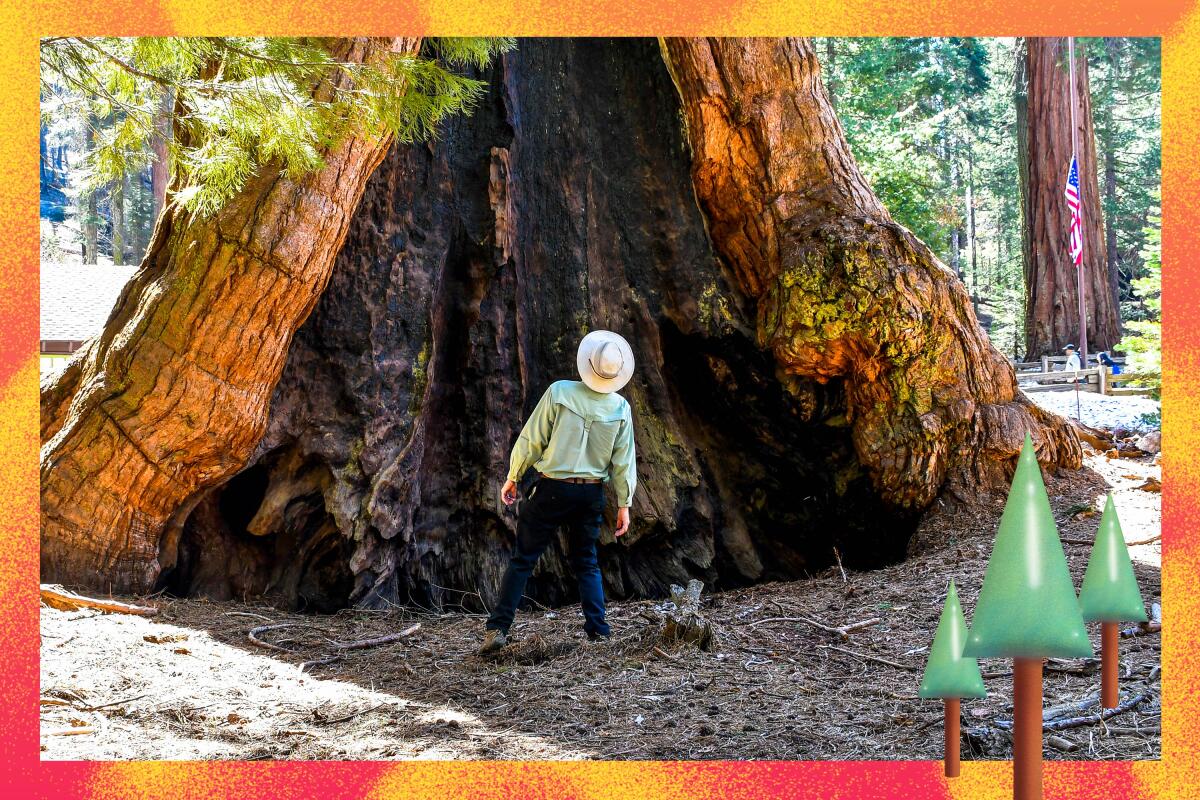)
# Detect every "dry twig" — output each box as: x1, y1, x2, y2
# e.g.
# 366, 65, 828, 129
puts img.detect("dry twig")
819, 645, 918, 672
